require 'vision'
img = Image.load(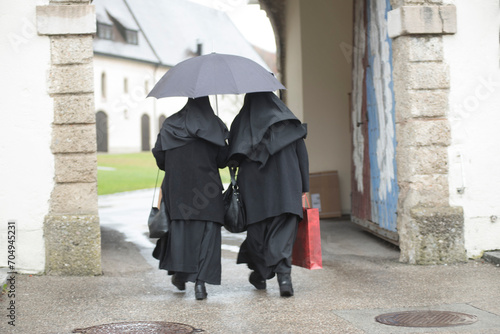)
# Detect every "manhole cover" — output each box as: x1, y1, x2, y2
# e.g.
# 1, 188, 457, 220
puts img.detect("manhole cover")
73, 321, 203, 333
375, 310, 478, 328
